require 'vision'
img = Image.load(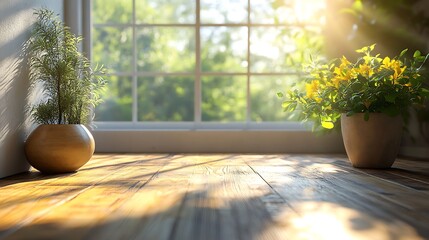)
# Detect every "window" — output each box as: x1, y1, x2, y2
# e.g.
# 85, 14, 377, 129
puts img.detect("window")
92, 0, 325, 129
